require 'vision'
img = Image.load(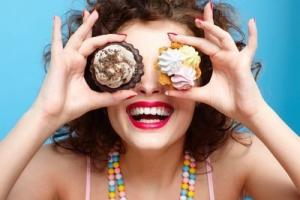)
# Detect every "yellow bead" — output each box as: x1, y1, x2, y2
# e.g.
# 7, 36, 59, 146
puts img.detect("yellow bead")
118, 185, 125, 192
113, 162, 119, 168
108, 169, 114, 174
188, 191, 195, 197
183, 160, 190, 166
108, 192, 116, 198
181, 183, 189, 190
189, 168, 196, 174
